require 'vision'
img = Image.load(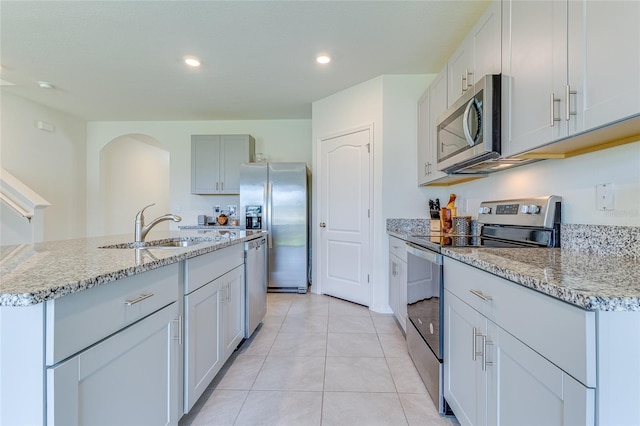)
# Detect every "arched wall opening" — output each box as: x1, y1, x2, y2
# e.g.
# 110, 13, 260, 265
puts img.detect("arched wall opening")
99, 134, 170, 236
